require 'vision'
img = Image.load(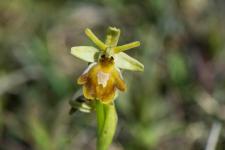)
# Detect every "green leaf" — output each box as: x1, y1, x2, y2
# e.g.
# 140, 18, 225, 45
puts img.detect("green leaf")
167, 52, 187, 85
114, 52, 144, 71
96, 102, 118, 150
29, 118, 51, 150
71, 46, 100, 62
